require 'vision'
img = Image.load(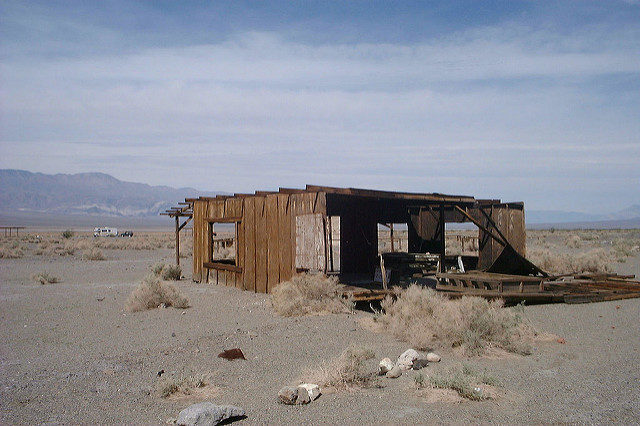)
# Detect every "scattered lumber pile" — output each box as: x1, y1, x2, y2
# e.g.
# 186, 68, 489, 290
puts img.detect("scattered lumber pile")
340, 271, 640, 305
435, 271, 640, 304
